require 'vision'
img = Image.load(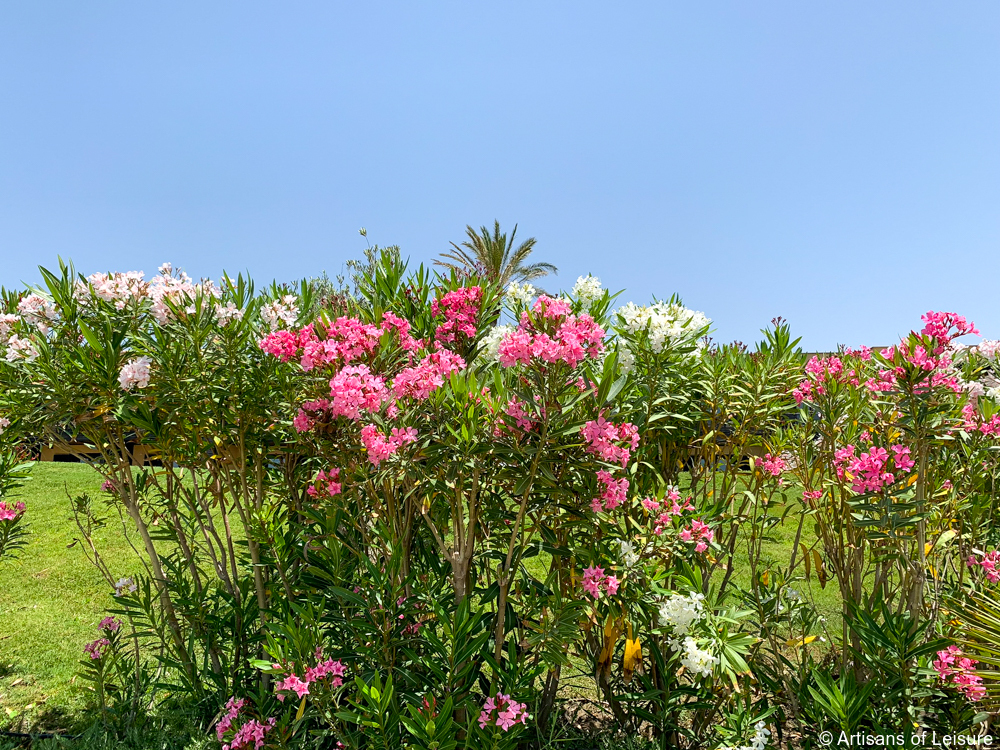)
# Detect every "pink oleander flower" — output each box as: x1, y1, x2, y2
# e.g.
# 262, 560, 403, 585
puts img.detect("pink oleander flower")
968, 550, 1000, 583
223, 717, 276, 750
274, 673, 310, 701
119, 356, 152, 390
360, 424, 418, 467
532, 295, 572, 319
432, 287, 482, 344
497, 306, 604, 369
581, 417, 639, 467
216, 697, 246, 741
306, 468, 342, 498
17, 293, 57, 333
0, 500, 25, 522
934, 645, 985, 702
392, 349, 466, 399
0, 416, 9, 435
580, 565, 619, 600
304, 658, 345, 688
590, 471, 628, 513
478, 692, 528, 732
329, 365, 390, 419
84, 638, 110, 660
920, 311, 979, 343
833, 443, 911, 494
802, 489, 822, 501
758, 453, 786, 477
99, 616, 122, 633
680, 520, 714, 554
